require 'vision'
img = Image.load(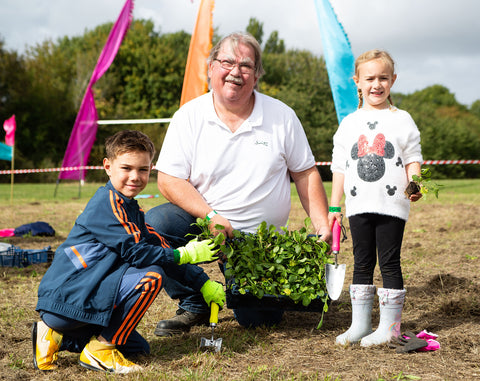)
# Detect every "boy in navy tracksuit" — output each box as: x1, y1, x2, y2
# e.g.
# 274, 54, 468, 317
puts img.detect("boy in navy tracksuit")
33, 130, 225, 374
